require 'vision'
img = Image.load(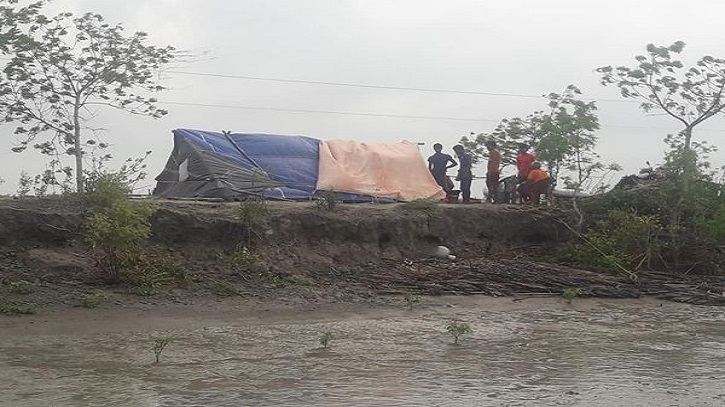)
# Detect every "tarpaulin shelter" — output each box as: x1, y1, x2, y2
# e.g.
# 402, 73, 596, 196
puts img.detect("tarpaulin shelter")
153, 129, 444, 202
